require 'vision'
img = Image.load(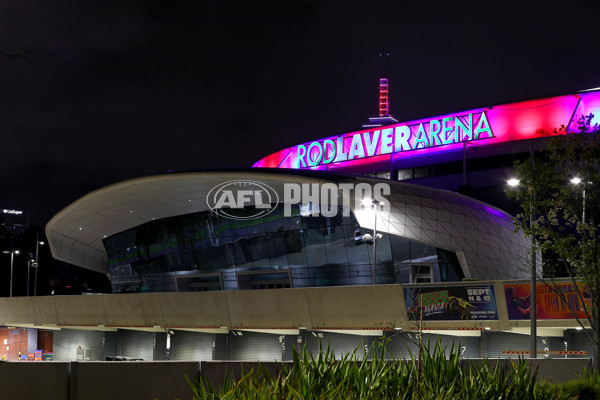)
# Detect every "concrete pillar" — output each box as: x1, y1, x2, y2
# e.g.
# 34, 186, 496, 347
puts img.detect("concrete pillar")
103, 332, 117, 360
153, 332, 167, 360
213, 334, 228, 360
281, 335, 295, 361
